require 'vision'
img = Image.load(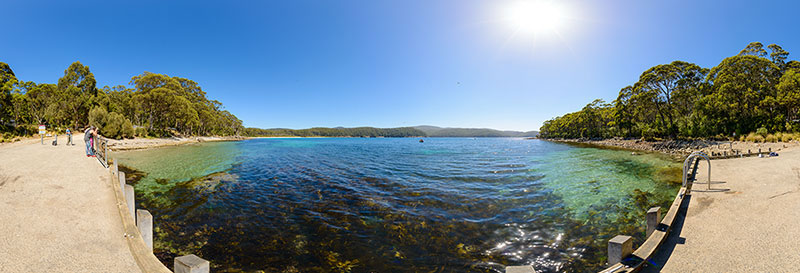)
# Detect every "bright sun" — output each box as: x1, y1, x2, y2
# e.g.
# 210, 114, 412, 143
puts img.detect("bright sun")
503, 0, 569, 35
